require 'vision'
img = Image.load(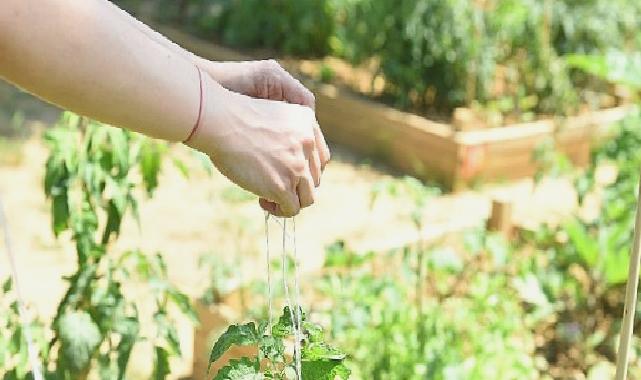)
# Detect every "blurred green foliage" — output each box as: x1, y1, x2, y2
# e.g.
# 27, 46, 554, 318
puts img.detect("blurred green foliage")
141, 0, 335, 57
311, 52, 641, 376
311, 104, 641, 375
337, 0, 641, 114
116, 0, 641, 116
1, 114, 197, 379
317, 232, 542, 379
